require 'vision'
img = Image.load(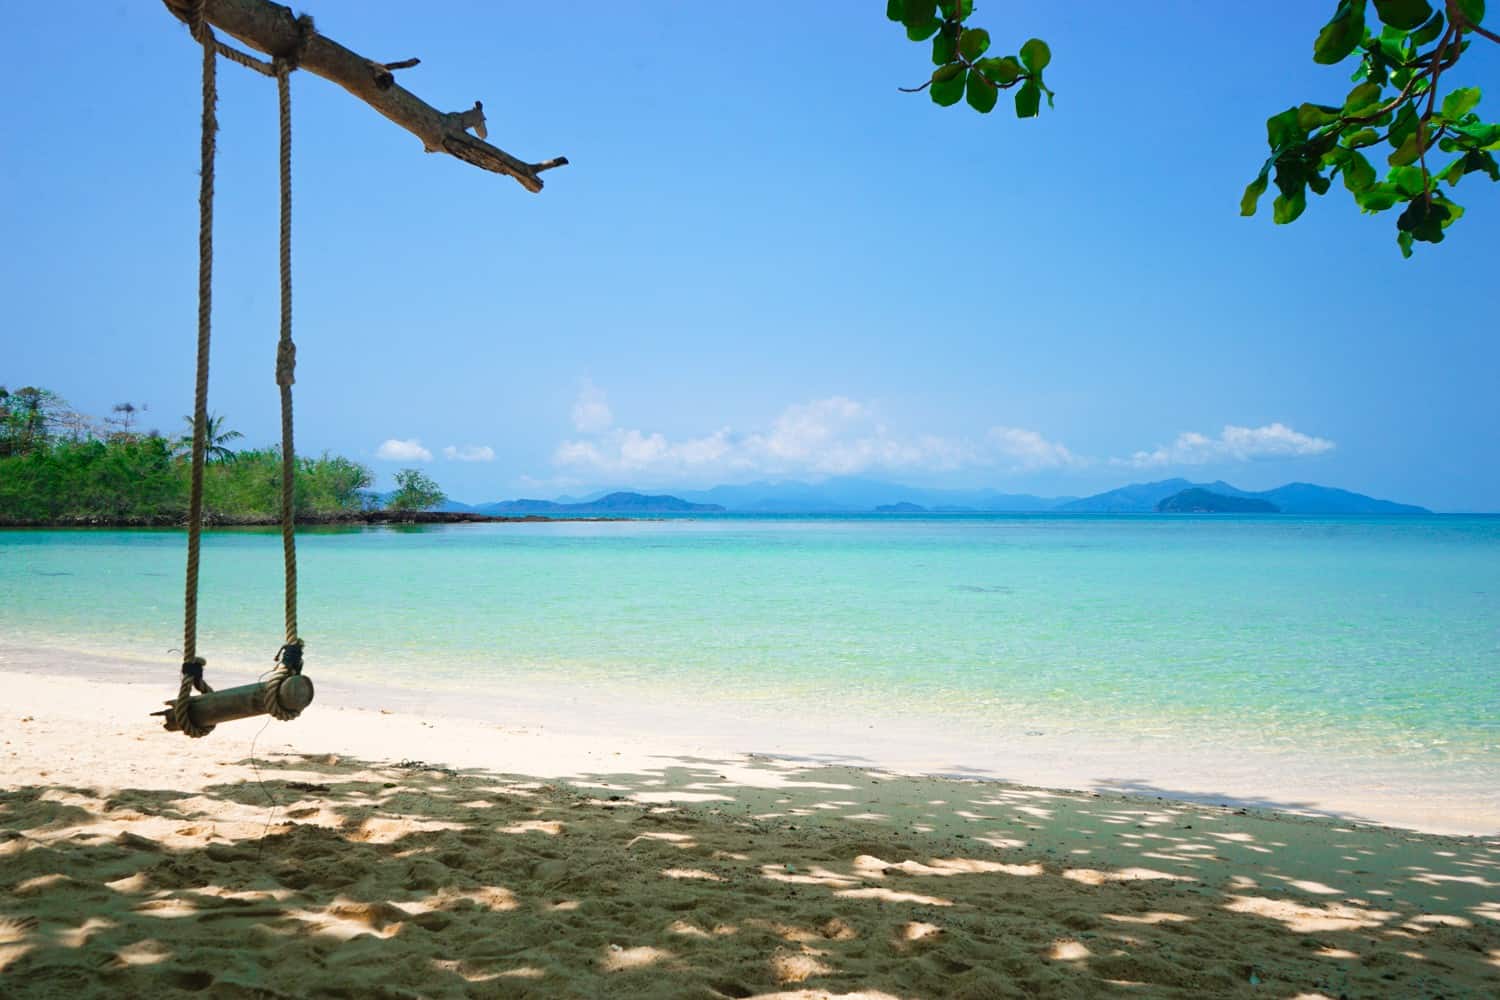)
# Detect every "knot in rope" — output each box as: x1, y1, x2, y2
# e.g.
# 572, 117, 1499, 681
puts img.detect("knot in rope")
263, 640, 306, 721
174, 656, 216, 738
273, 13, 315, 75
275, 640, 304, 674
275, 338, 297, 386
181, 656, 208, 685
